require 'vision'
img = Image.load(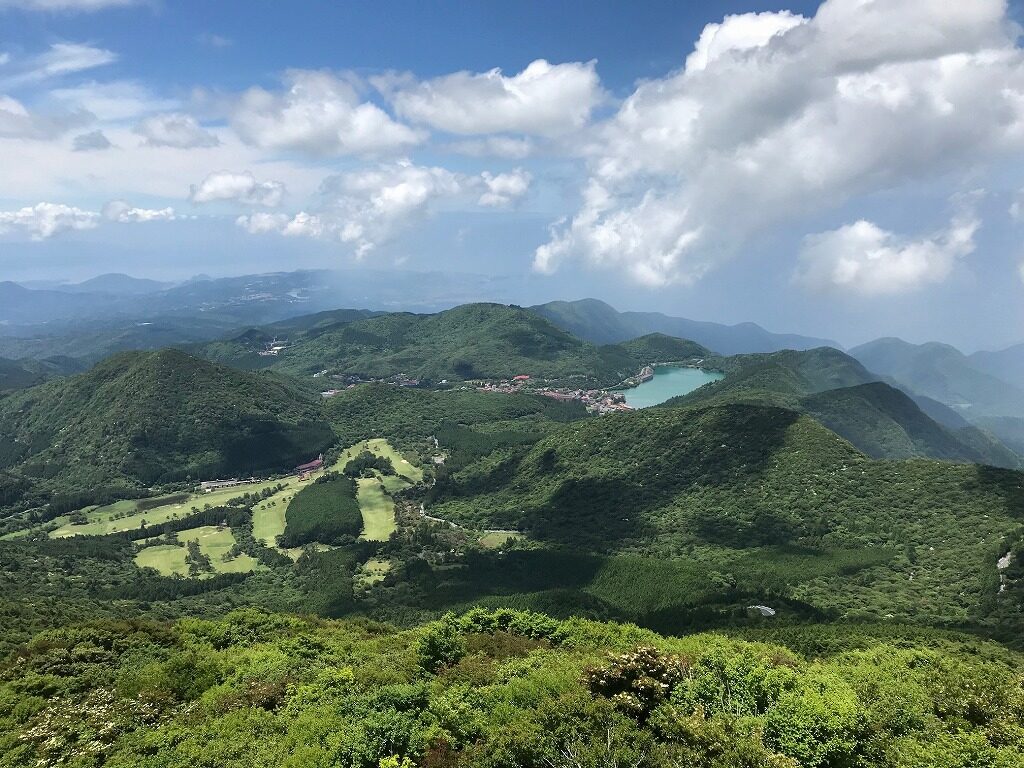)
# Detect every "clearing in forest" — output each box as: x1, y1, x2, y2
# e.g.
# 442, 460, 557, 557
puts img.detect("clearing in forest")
357, 476, 399, 541
133, 525, 263, 577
